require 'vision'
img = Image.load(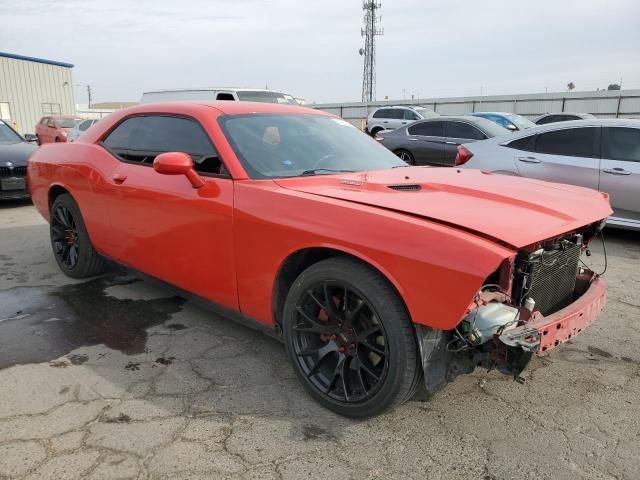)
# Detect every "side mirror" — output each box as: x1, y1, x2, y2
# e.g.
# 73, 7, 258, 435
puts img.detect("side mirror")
506, 124, 518, 131
153, 152, 204, 189
24, 134, 38, 143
